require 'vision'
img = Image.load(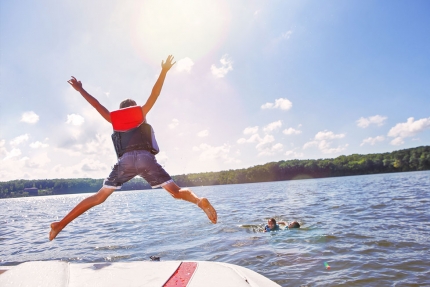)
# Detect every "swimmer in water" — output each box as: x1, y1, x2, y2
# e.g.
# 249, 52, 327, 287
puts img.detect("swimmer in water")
264, 218, 300, 232
49, 55, 217, 241
287, 221, 300, 229
264, 218, 281, 232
